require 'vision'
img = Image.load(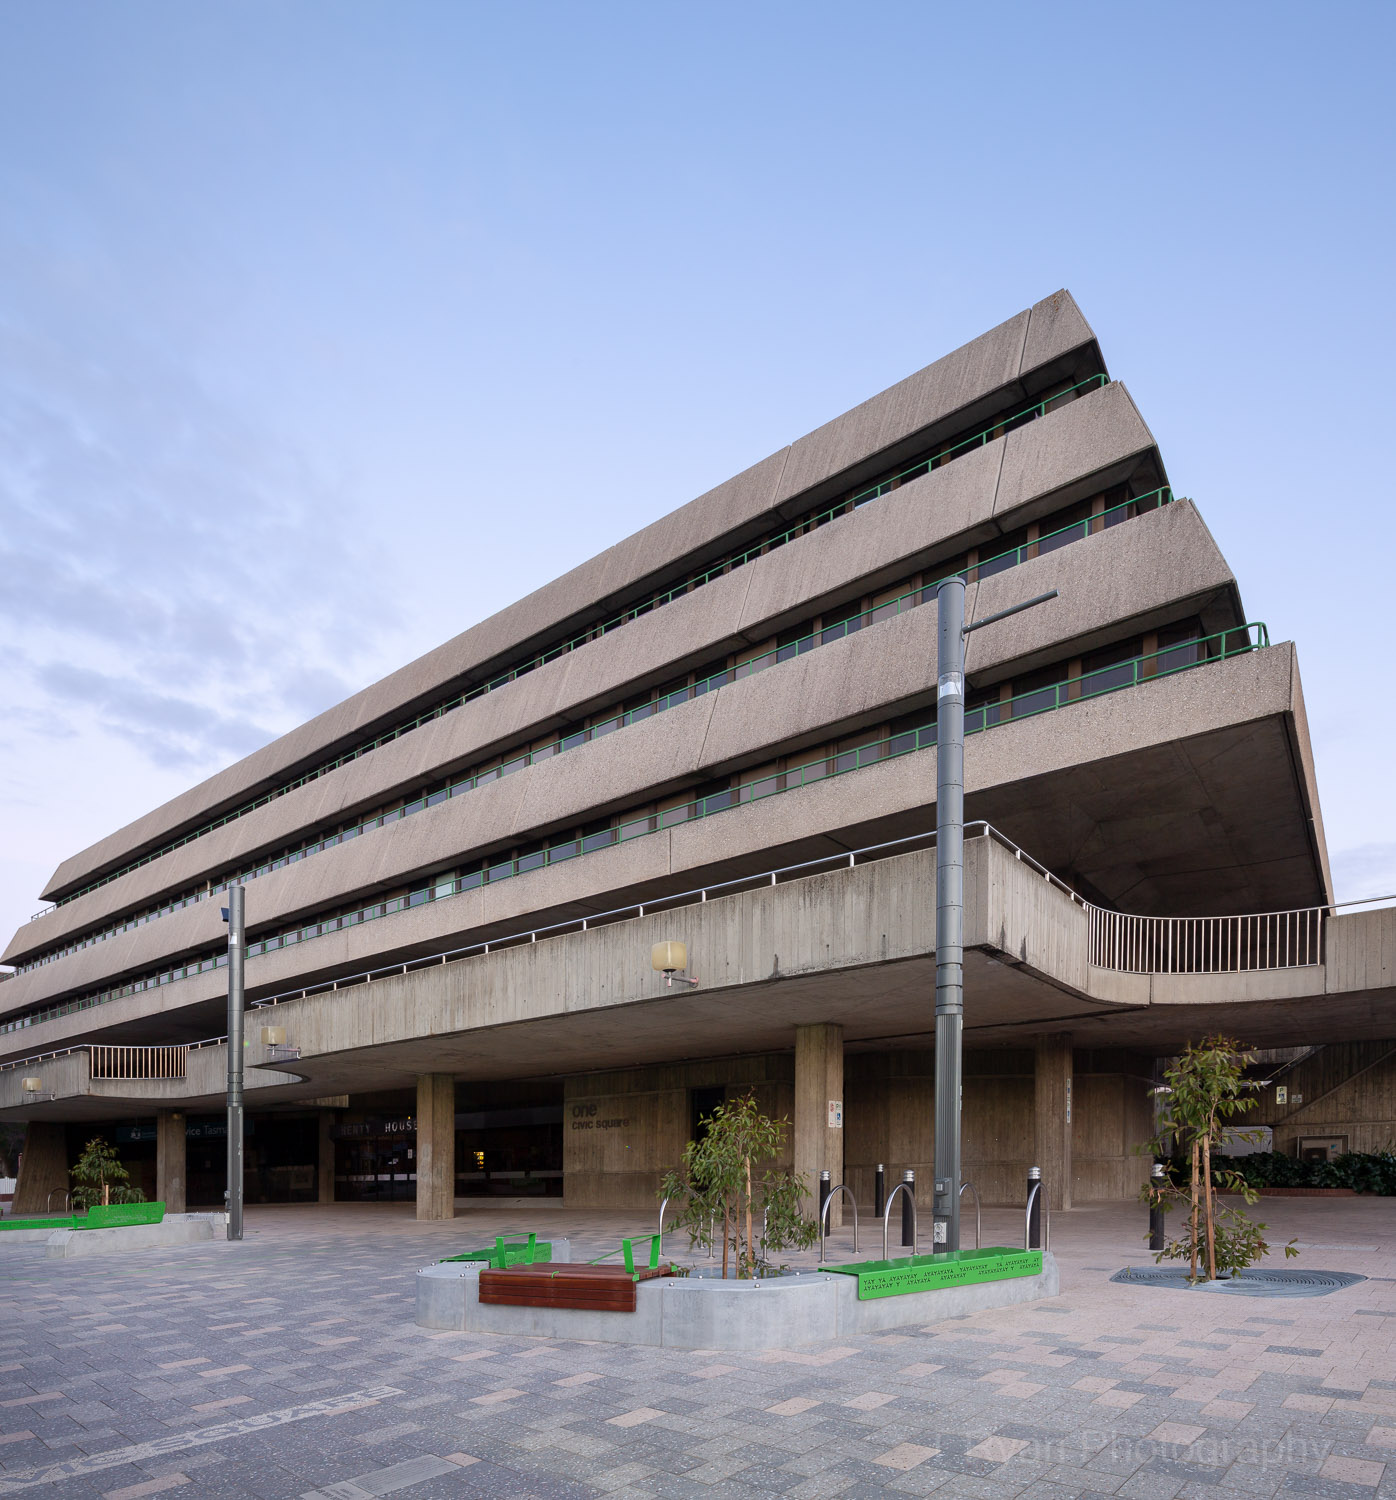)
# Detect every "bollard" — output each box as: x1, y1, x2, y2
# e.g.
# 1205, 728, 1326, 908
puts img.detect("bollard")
819, 1169, 831, 1223
901, 1169, 916, 1247
1149, 1162, 1166, 1252
874, 1163, 886, 1220
1027, 1166, 1043, 1250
